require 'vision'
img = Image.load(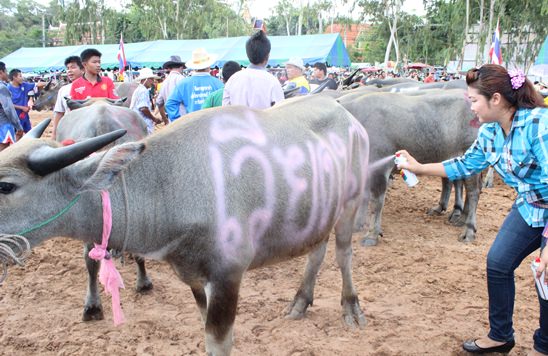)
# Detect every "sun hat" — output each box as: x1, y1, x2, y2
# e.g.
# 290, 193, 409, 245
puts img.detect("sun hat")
163, 55, 185, 69
285, 57, 305, 71
186, 48, 218, 70
135, 67, 159, 82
